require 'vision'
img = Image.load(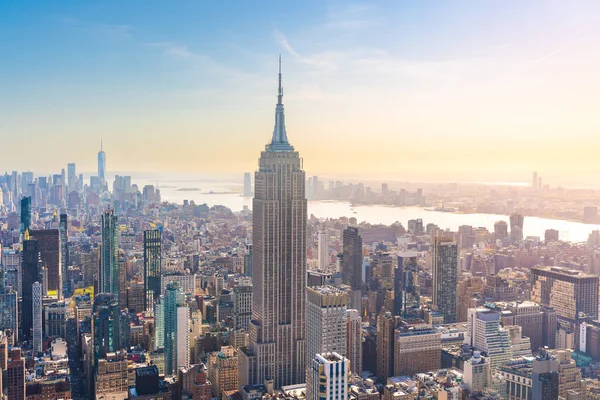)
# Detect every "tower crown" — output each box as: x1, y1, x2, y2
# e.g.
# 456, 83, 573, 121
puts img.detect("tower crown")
267, 56, 294, 152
